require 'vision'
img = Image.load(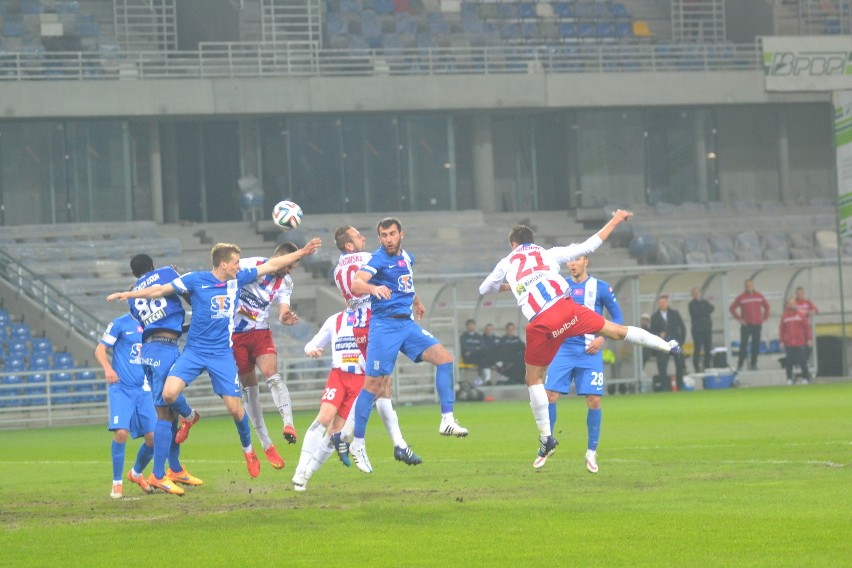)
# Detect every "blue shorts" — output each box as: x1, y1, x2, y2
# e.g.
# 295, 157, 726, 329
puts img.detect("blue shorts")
107, 383, 157, 437
545, 359, 605, 397
365, 317, 440, 377
141, 340, 180, 407
169, 347, 242, 398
